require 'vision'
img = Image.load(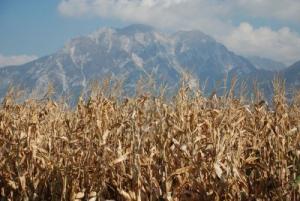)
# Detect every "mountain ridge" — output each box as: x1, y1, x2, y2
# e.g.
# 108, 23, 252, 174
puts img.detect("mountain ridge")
247, 56, 287, 71
0, 24, 299, 101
